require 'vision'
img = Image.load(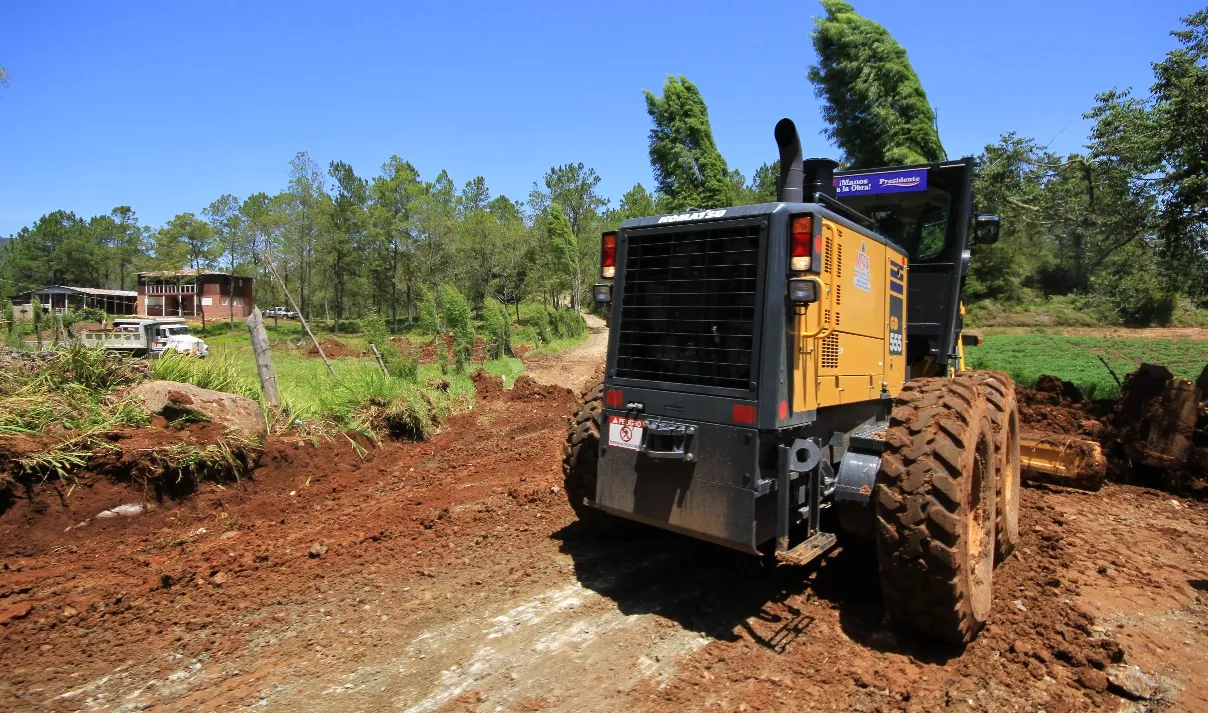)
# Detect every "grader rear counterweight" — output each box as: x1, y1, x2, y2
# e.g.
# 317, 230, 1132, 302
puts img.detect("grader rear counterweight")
564, 118, 1027, 645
